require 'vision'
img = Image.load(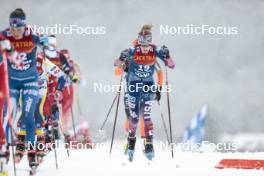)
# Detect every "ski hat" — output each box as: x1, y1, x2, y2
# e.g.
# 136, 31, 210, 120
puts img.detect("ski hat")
47, 35, 57, 48
9, 8, 26, 28
138, 24, 153, 46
